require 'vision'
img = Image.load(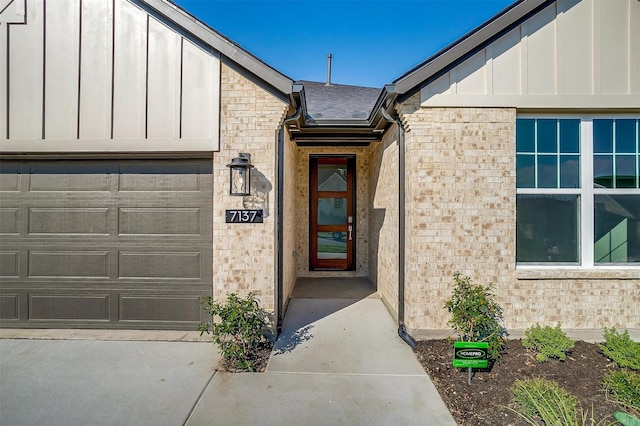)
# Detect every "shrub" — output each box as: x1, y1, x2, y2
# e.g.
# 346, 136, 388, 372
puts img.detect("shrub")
198, 292, 268, 372
511, 377, 579, 425
444, 272, 508, 361
599, 328, 640, 371
602, 370, 640, 413
523, 323, 575, 362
